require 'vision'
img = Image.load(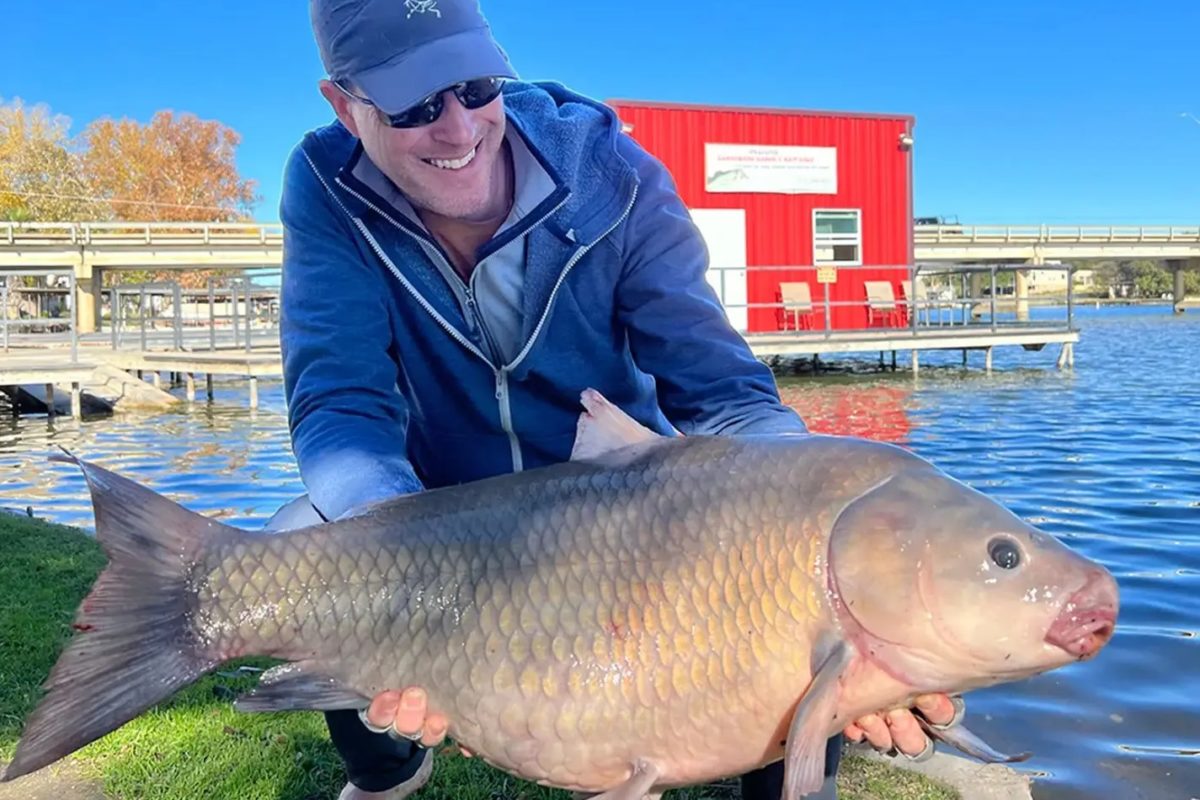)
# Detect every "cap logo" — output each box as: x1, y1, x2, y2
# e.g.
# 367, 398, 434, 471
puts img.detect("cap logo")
404, 0, 441, 17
